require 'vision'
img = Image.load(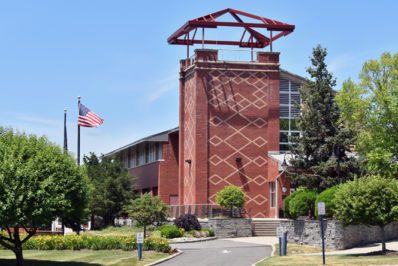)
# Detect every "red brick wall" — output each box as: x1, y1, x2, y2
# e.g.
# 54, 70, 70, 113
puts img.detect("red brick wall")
158, 133, 179, 204
179, 49, 281, 218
